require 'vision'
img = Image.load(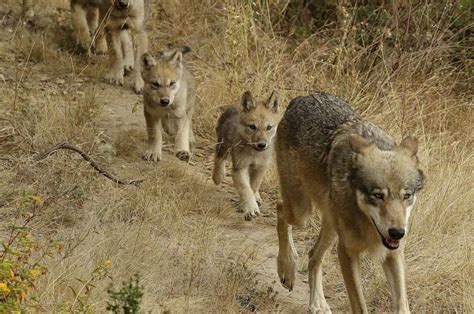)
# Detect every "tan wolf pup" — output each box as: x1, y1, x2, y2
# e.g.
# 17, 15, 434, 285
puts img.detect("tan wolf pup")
70, 0, 150, 93
276, 93, 425, 313
140, 47, 196, 162
212, 91, 279, 221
